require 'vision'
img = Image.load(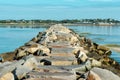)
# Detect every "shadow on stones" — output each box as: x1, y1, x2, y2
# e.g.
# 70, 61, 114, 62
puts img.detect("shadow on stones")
40, 59, 51, 65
